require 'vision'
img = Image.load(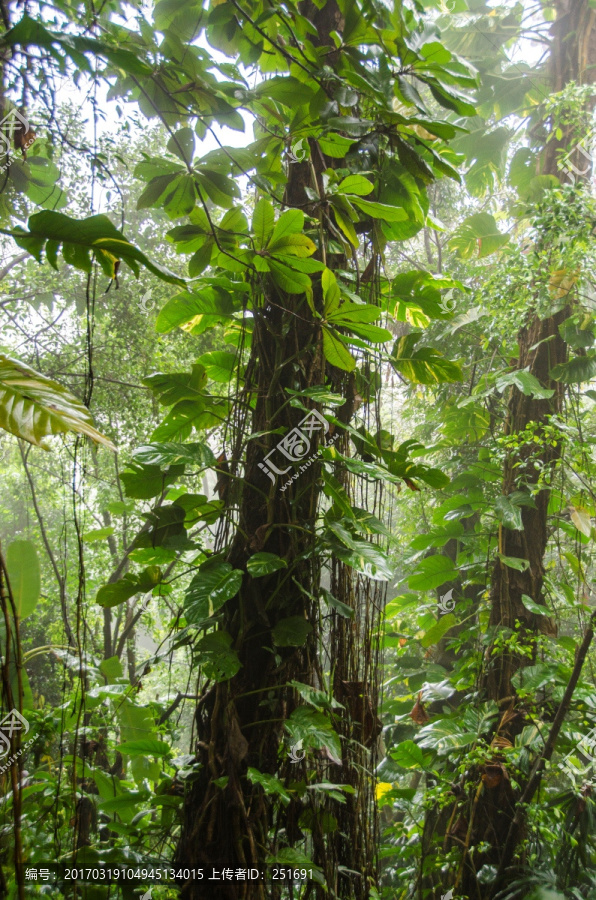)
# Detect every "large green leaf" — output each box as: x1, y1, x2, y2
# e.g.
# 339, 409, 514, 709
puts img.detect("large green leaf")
255, 76, 315, 107
120, 462, 184, 499
449, 212, 509, 259
117, 699, 156, 743
338, 174, 374, 196
496, 369, 555, 400
269, 208, 304, 245
325, 521, 393, 581
551, 354, 596, 384
154, 290, 236, 334
322, 327, 356, 371
5, 540, 40, 619
0, 355, 115, 450
391, 335, 462, 384
194, 630, 241, 681
138, 172, 197, 219
390, 740, 425, 768
132, 442, 216, 469
420, 613, 456, 648
408, 555, 458, 591
185, 561, 243, 623
3, 211, 184, 284
416, 717, 478, 753
246, 553, 287, 577
351, 197, 409, 222
247, 768, 292, 804
558, 316, 595, 350
96, 567, 162, 608
252, 198, 275, 249
196, 350, 239, 383
272, 616, 313, 647
131, 505, 189, 549
285, 706, 342, 764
